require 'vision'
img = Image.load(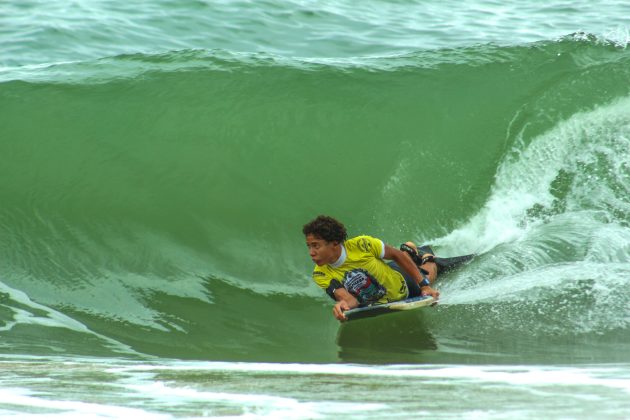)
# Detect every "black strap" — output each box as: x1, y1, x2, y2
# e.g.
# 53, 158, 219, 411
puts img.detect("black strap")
421, 254, 435, 265
400, 244, 424, 267
325, 279, 343, 301
400, 243, 435, 268
400, 243, 423, 266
